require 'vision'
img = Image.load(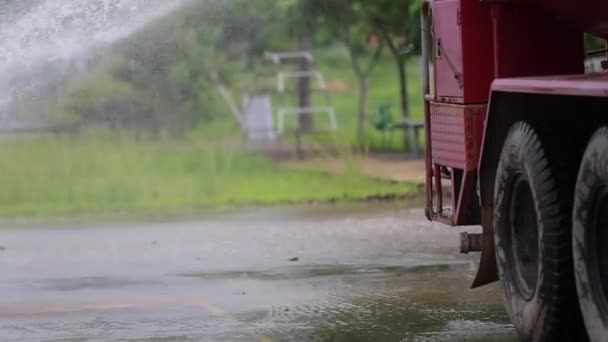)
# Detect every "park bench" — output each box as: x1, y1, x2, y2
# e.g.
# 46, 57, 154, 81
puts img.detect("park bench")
373, 104, 424, 158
